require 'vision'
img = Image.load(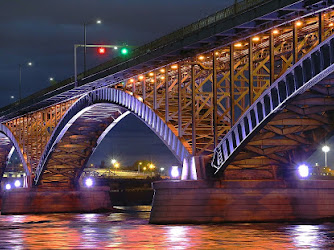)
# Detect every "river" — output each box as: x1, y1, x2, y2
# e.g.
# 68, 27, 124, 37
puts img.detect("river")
0, 206, 333, 249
